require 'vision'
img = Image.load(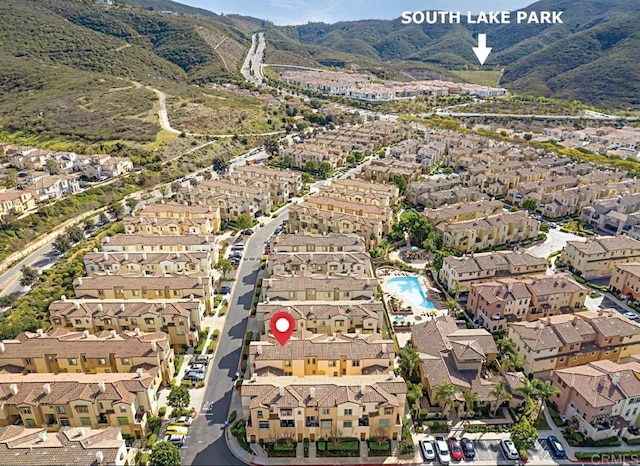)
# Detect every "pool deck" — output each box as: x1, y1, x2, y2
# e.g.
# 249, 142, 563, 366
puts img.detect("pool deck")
378, 268, 448, 347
